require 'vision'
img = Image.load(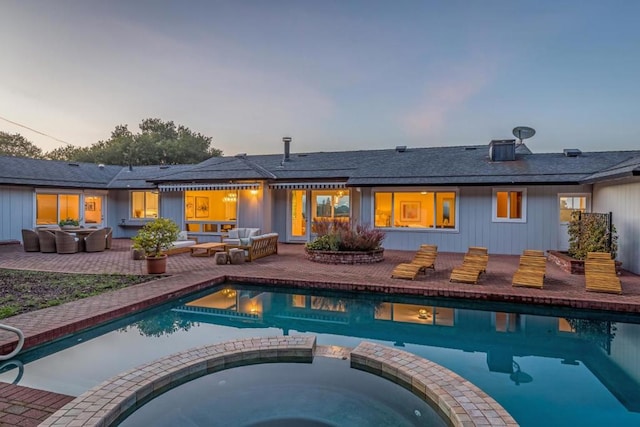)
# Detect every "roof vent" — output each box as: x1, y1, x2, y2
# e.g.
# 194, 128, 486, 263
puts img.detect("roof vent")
98, 163, 105, 168
68, 162, 79, 167
489, 139, 516, 161
235, 153, 247, 158
395, 145, 407, 153
563, 149, 582, 157
159, 165, 170, 169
